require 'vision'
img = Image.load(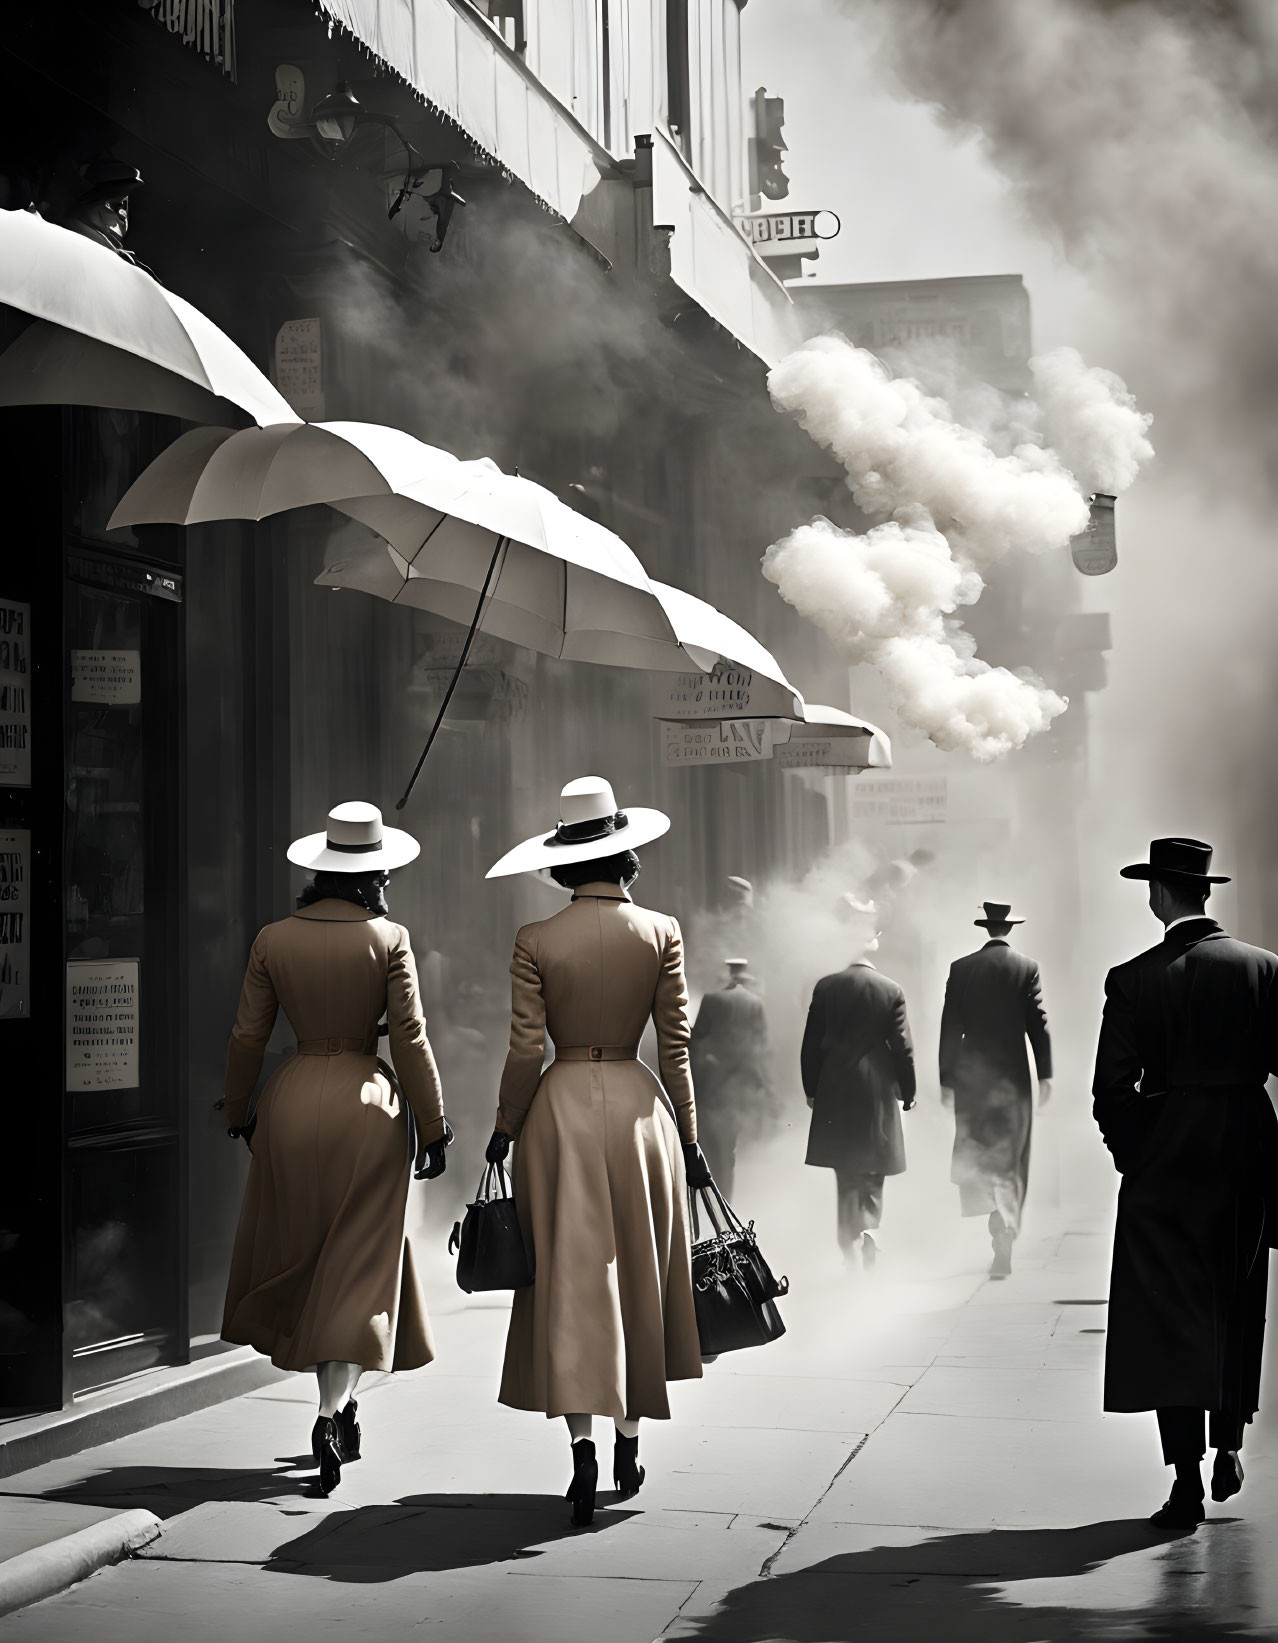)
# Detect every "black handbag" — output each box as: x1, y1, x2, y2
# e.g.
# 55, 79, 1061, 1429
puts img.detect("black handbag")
689, 1181, 788, 1358
449, 1163, 535, 1293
